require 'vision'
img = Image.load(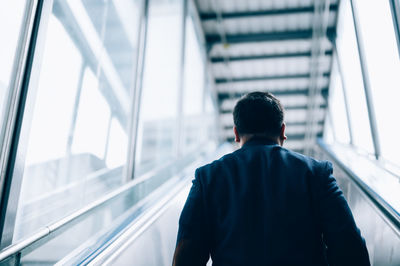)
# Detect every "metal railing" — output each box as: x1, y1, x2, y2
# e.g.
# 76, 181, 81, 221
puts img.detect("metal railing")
317, 139, 400, 236
0, 155, 202, 263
